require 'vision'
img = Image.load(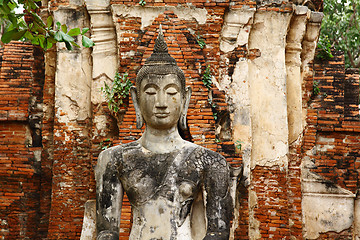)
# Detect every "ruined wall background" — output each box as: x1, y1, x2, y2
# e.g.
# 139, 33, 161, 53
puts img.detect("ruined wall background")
301, 52, 360, 239
0, 0, 359, 239
0, 43, 44, 239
